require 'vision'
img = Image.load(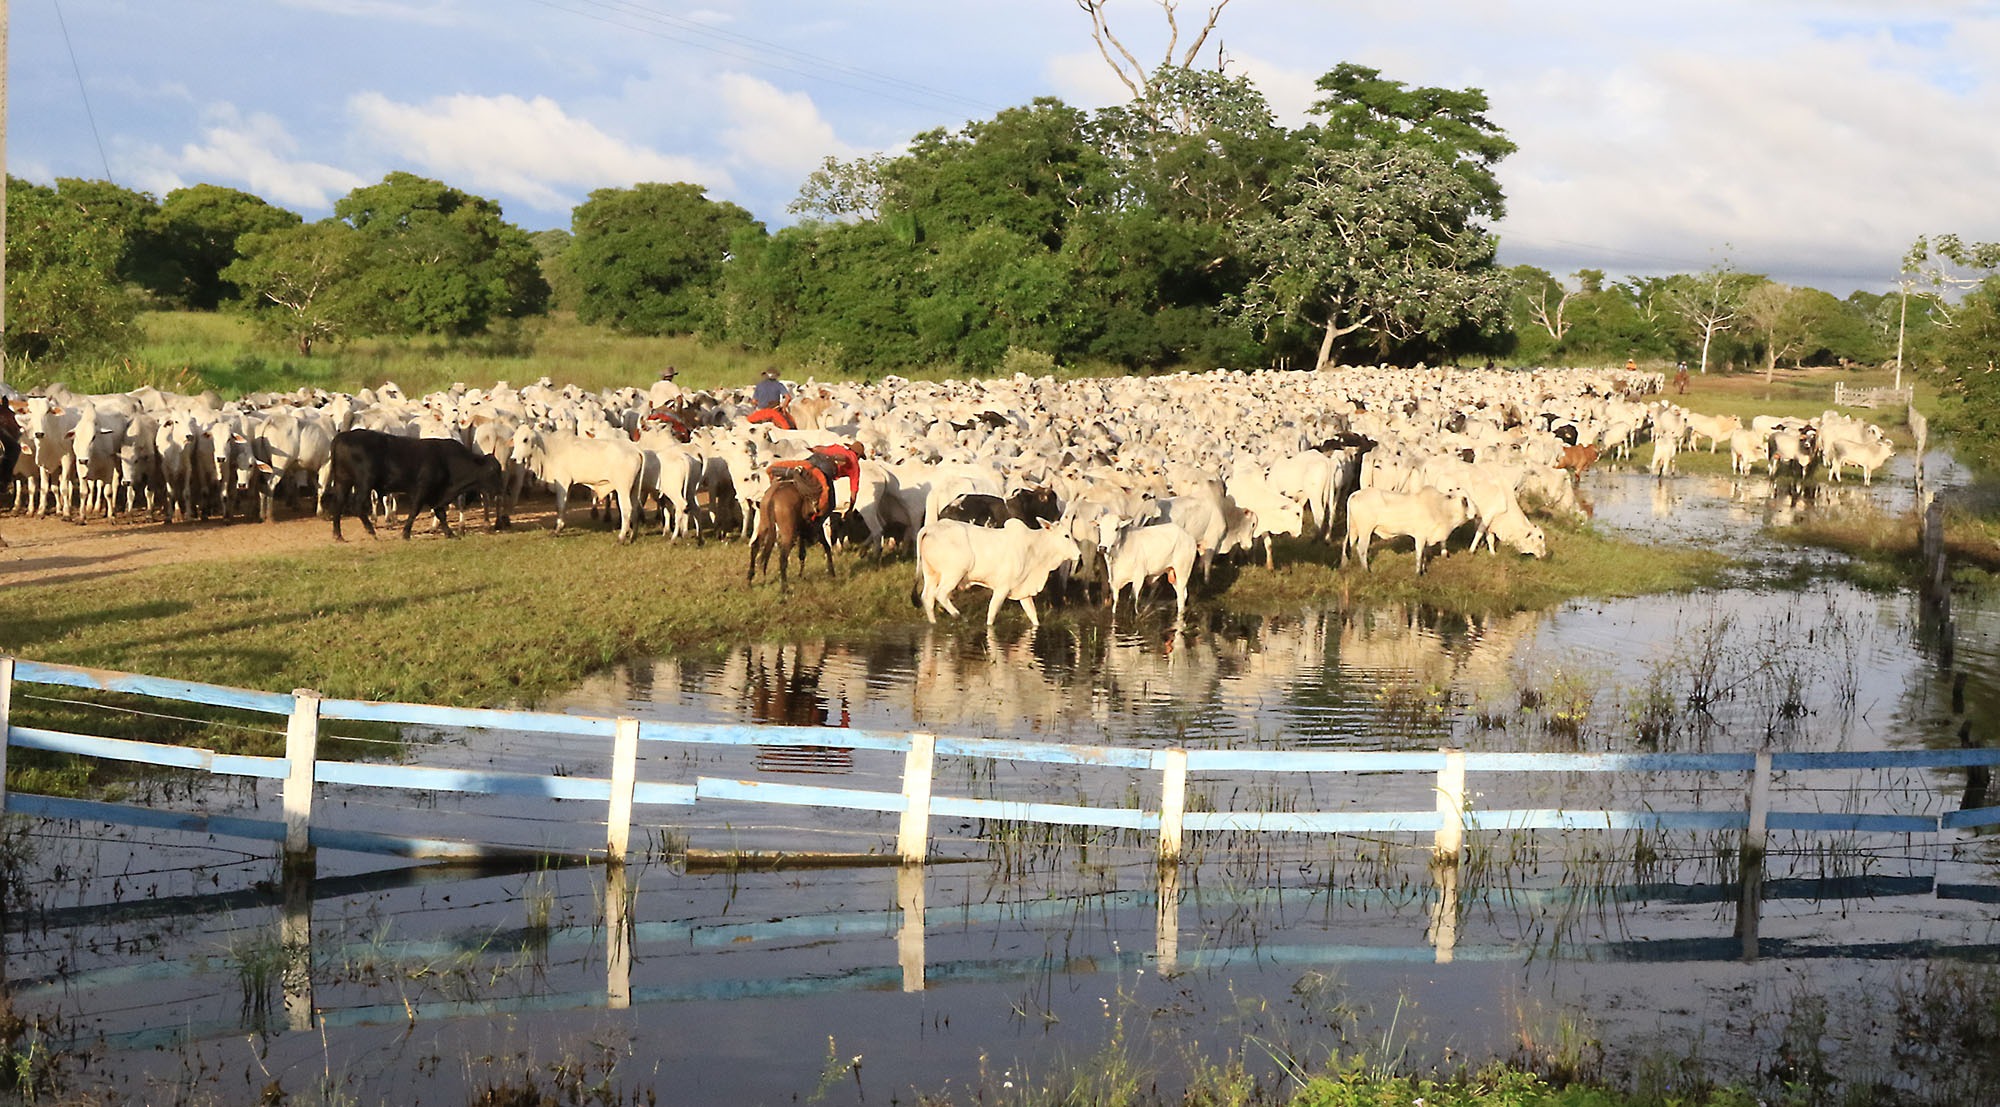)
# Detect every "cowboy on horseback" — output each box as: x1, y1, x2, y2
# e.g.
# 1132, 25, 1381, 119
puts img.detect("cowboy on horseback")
747, 368, 796, 430
766, 440, 866, 521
